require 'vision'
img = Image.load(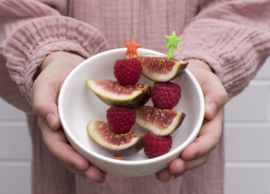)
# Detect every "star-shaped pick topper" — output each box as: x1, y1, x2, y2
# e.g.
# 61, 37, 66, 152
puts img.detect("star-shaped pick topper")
123, 37, 142, 59
164, 31, 182, 59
